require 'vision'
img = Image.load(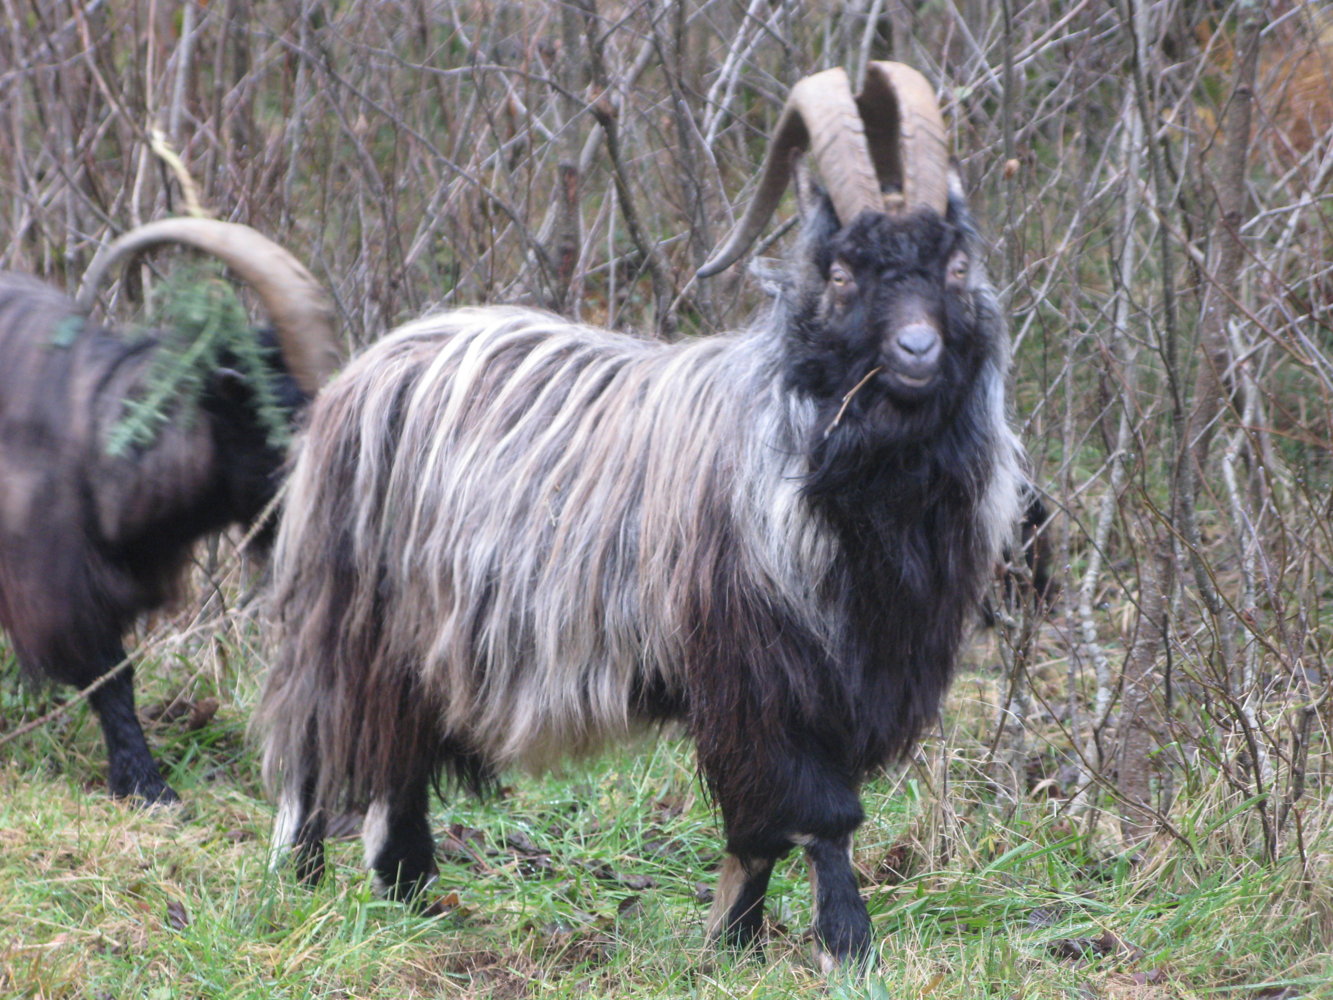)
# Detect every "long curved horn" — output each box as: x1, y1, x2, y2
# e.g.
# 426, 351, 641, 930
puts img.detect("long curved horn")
858, 62, 948, 215
698, 68, 881, 278
76, 218, 341, 395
